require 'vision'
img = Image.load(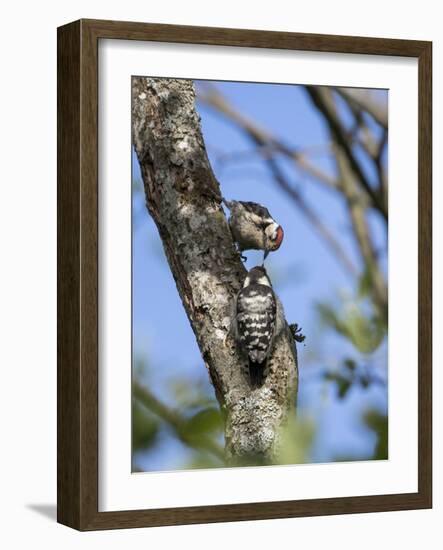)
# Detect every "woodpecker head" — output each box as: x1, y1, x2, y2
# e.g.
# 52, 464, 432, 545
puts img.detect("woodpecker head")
224, 199, 284, 261
264, 222, 284, 256
243, 266, 272, 288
